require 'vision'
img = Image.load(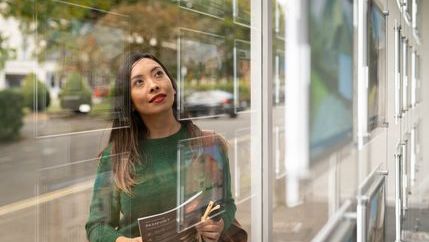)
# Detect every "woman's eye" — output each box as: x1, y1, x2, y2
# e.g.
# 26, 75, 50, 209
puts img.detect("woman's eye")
155, 70, 164, 78
135, 79, 144, 86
